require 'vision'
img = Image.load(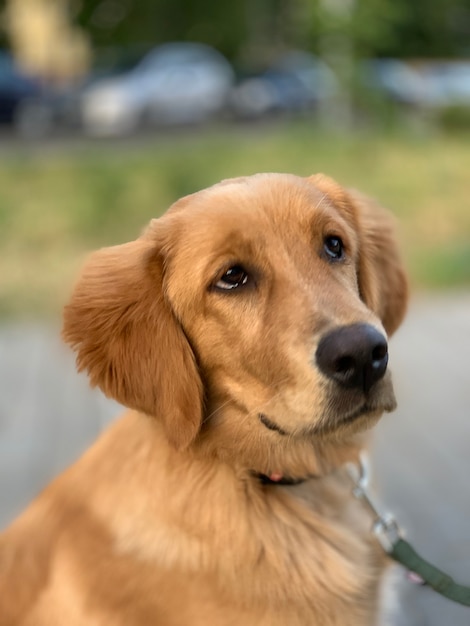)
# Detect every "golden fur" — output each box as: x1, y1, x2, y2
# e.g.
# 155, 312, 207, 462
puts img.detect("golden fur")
0, 173, 408, 625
